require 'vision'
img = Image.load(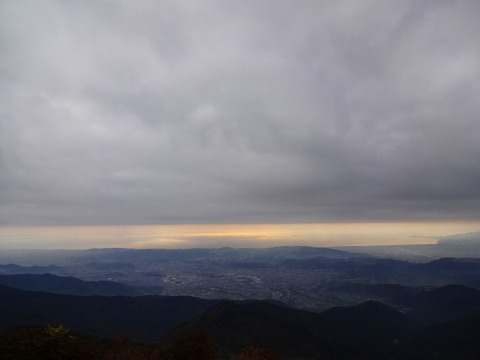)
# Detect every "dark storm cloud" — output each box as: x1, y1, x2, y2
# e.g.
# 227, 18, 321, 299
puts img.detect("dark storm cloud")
0, 0, 479, 225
